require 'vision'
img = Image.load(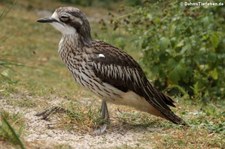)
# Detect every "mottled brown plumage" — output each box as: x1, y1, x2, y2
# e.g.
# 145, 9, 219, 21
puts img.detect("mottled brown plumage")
37, 7, 187, 126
